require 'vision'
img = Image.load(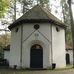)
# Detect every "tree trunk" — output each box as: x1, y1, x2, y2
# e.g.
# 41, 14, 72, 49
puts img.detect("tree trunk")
14, 0, 16, 21
68, 0, 74, 68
